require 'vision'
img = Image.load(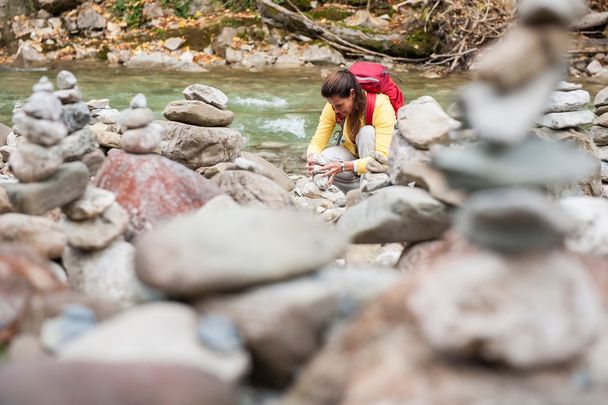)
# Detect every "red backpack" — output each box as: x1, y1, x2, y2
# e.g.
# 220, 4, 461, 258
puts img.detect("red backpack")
335, 62, 404, 126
